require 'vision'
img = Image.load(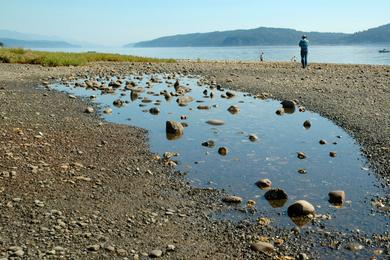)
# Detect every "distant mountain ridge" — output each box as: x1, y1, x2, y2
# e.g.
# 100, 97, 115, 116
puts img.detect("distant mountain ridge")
0, 38, 79, 48
130, 23, 390, 47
